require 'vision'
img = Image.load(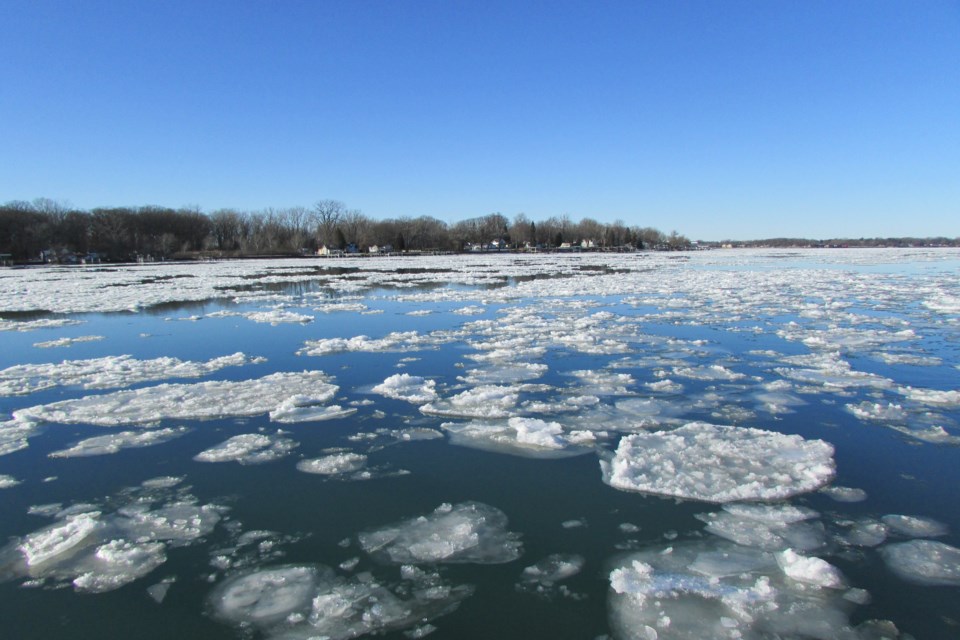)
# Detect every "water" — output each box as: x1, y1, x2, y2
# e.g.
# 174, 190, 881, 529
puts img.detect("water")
1, 249, 959, 639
